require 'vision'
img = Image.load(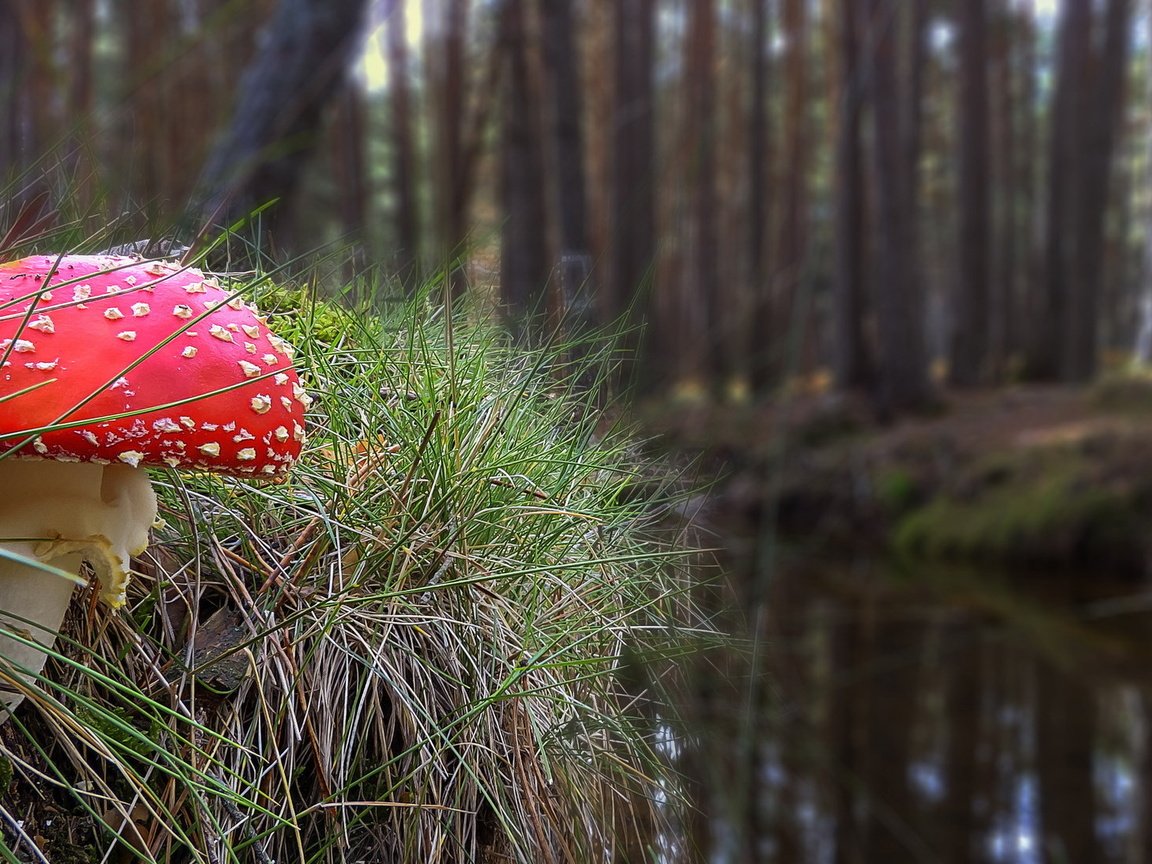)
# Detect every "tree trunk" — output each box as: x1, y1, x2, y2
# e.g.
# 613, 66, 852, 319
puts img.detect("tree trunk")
865, 0, 933, 415
901, 0, 926, 202
1032, 0, 1130, 381
1067, 0, 1131, 380
950, 0, 991, 386
125, 0, 173, 217
610, 0, 657, 390
387, 0, 420, 291
68, 0, 94, 118
499, 0, 551, 340
163, 1, 229, 212
772, 0, 809, 388
0, 3, 29, 194
1137, 8, 1152, 367
0, 4, 58, 252
1103, 125, 1135, 354
1030, 0, 1091, 380
192, 0, 369, 261
832, 0, 870, 390
1, 1, 57, 207
898, 0, 926, 308
540, 0, 596, 356
331, 85, 369, 272
748, 0, 775, 394
429, 0, 471, 298
902, 0, 929, 366
540, 0, 588, 267
66, 0, 96, 207
584, 0, 613, 339
989, 5, 1018, 380
684, 0, 720, 390
1015, 0, 1040, 367
22, 2, 57, 165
